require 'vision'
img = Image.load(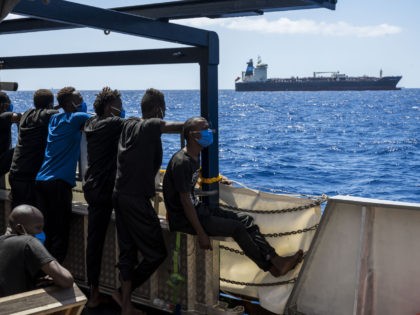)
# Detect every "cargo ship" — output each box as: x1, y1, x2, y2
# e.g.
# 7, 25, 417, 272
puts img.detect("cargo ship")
235, 57, 402, 91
